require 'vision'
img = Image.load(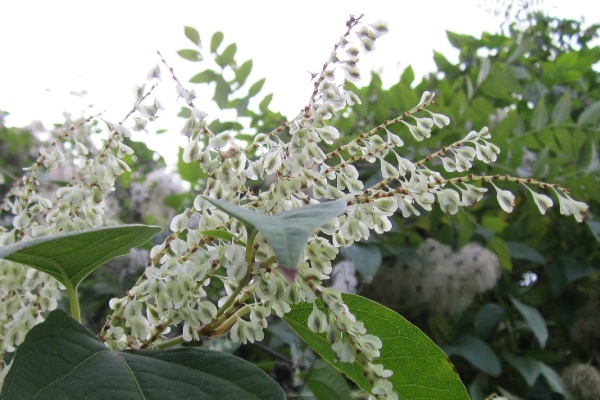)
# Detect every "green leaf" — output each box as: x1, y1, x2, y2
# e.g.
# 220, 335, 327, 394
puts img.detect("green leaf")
577, 100, 600, 125
340, 243, 381, 279
177, 146, 206, 183
189, 69, 218, 83
249, 78, 266, 97
586, 220, 600, 243
487, 237, 513, 271
476, 58, 490, 87
216, 43, 237, 68
400, 66, 414, 85
177, 106, 191, 118
177, 49, 203, 62
210, 31, 224, 54
444, 335, 501, 377
259, 93, 273, 112
214, 76, 231, 108
507, 36, 535, 63
201, 197, 346, 280
509, 65, 531, 80
551, 93, 572, 125
474, 303, 505, 339
1, 310, 285, 400
531, 97, 549, 130
184, 26, 201, 48
510, 296, 548, 348
284, 294, 469, 399
0, 225, 160, 289
236, 60, 253, 87
306, 359, 351, 400
502, 352, 542, 387
506, 242, 546, 265
433, 50, 454, 72
540, 363, 568, 395
200, 229, 237, 242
